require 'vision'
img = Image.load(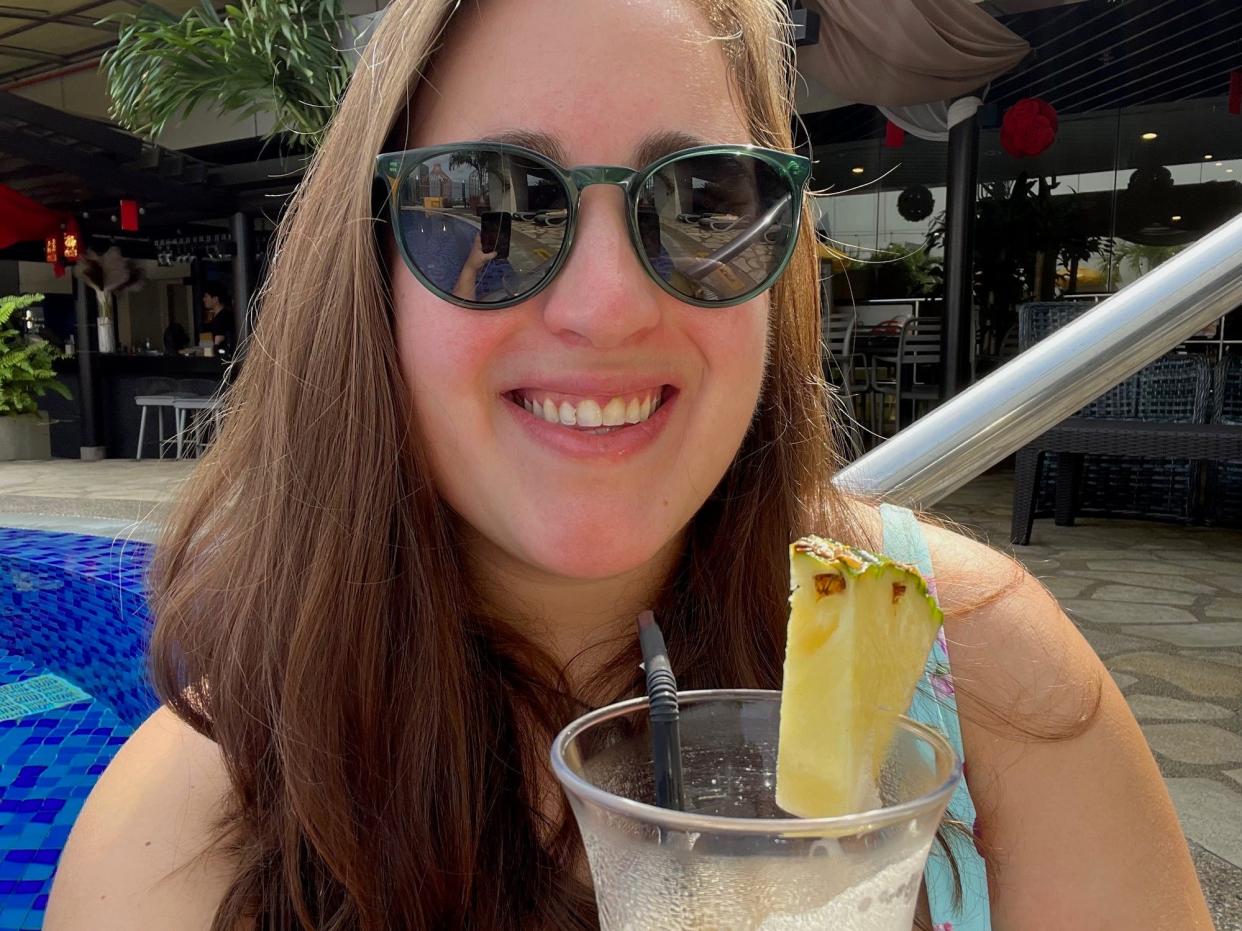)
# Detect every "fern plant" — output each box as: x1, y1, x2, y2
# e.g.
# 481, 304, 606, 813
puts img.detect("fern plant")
102, 0, 352, 150
0, 294, 72, 416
